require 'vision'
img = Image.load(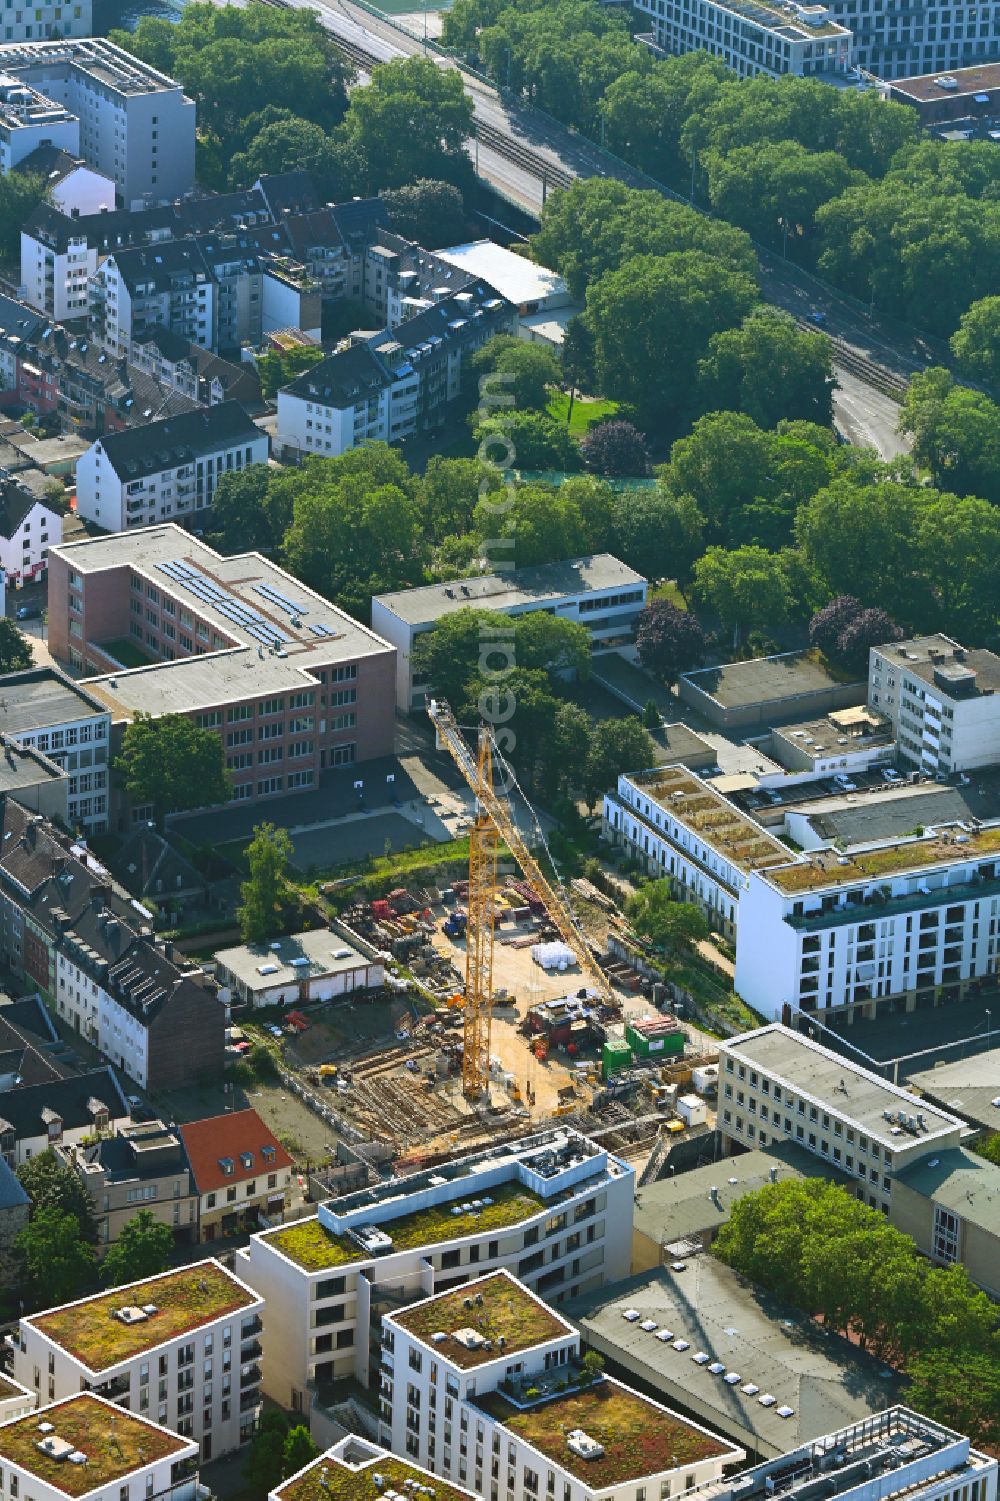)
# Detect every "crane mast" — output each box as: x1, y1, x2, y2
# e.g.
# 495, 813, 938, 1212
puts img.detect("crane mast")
428, 699, 612, 1098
